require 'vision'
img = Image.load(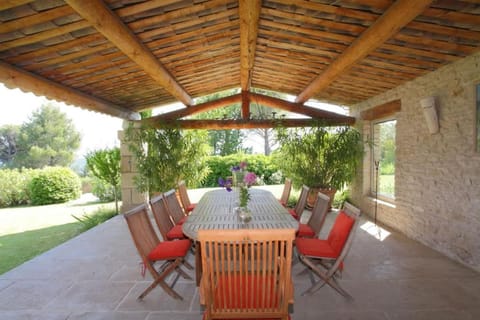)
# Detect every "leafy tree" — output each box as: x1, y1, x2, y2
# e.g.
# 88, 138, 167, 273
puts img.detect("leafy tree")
125, 124, 211, 196
194, 89, 247, 155
13, 104, 81, 168
85, 147, 121, 214
0, 125, 20, 167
